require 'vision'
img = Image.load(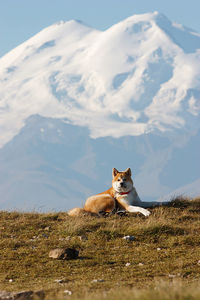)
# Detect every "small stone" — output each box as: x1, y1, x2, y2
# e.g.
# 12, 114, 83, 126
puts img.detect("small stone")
0, 291, 12, 299
107, 261, 115, 264
157, 248, 161, 251
138, 263, 144, 266
122, 235, 135, 241
9, 279, 13, 282
44, 226, 50, 231
0, 290, 44, 299
64, 290, 72, 295
78, 235, 88, 241
168, 274, 176, 278
14, 291, 34, 298
42, 233, 48, 238
49, 248, 79, 260
91, 279, 105, 283
125, 263, 131, 266
54, 279, 64, 283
